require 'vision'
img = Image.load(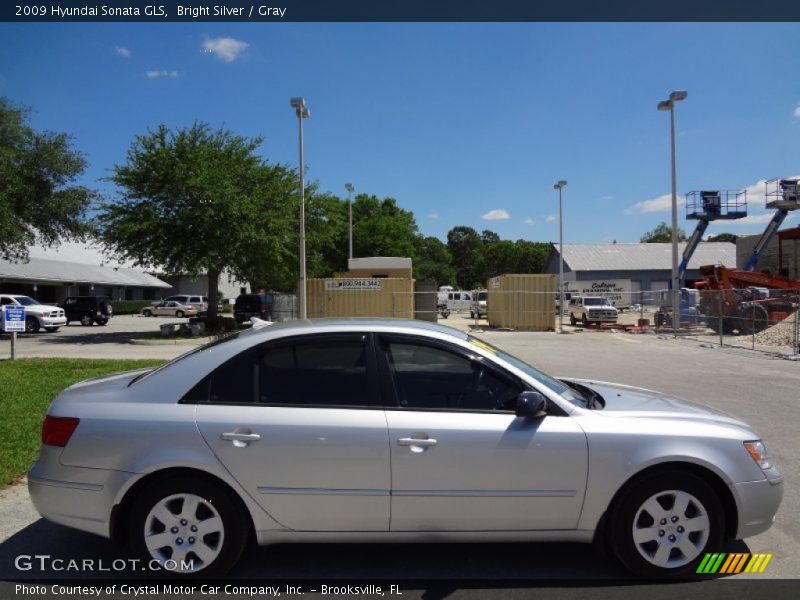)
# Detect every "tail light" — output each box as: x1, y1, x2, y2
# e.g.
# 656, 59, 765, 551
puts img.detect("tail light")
42, 416, 80, 447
